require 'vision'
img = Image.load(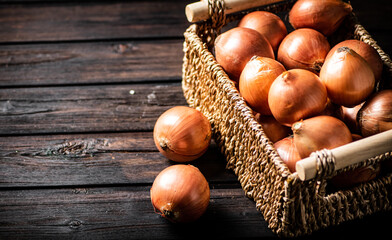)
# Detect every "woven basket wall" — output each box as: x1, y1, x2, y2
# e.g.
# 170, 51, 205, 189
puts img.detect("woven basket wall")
182, 0, 392, 237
